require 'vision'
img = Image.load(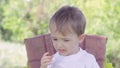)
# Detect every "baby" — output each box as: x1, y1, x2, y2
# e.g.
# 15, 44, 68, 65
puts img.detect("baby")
40, 5, 100, 68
